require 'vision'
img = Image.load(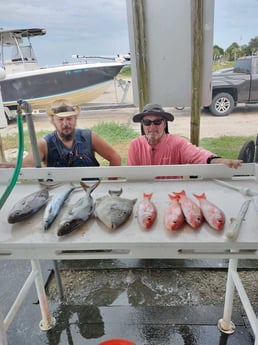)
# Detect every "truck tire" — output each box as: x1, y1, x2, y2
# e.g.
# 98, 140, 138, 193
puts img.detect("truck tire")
238, 140, 255, 163
209, 92, 235, 116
